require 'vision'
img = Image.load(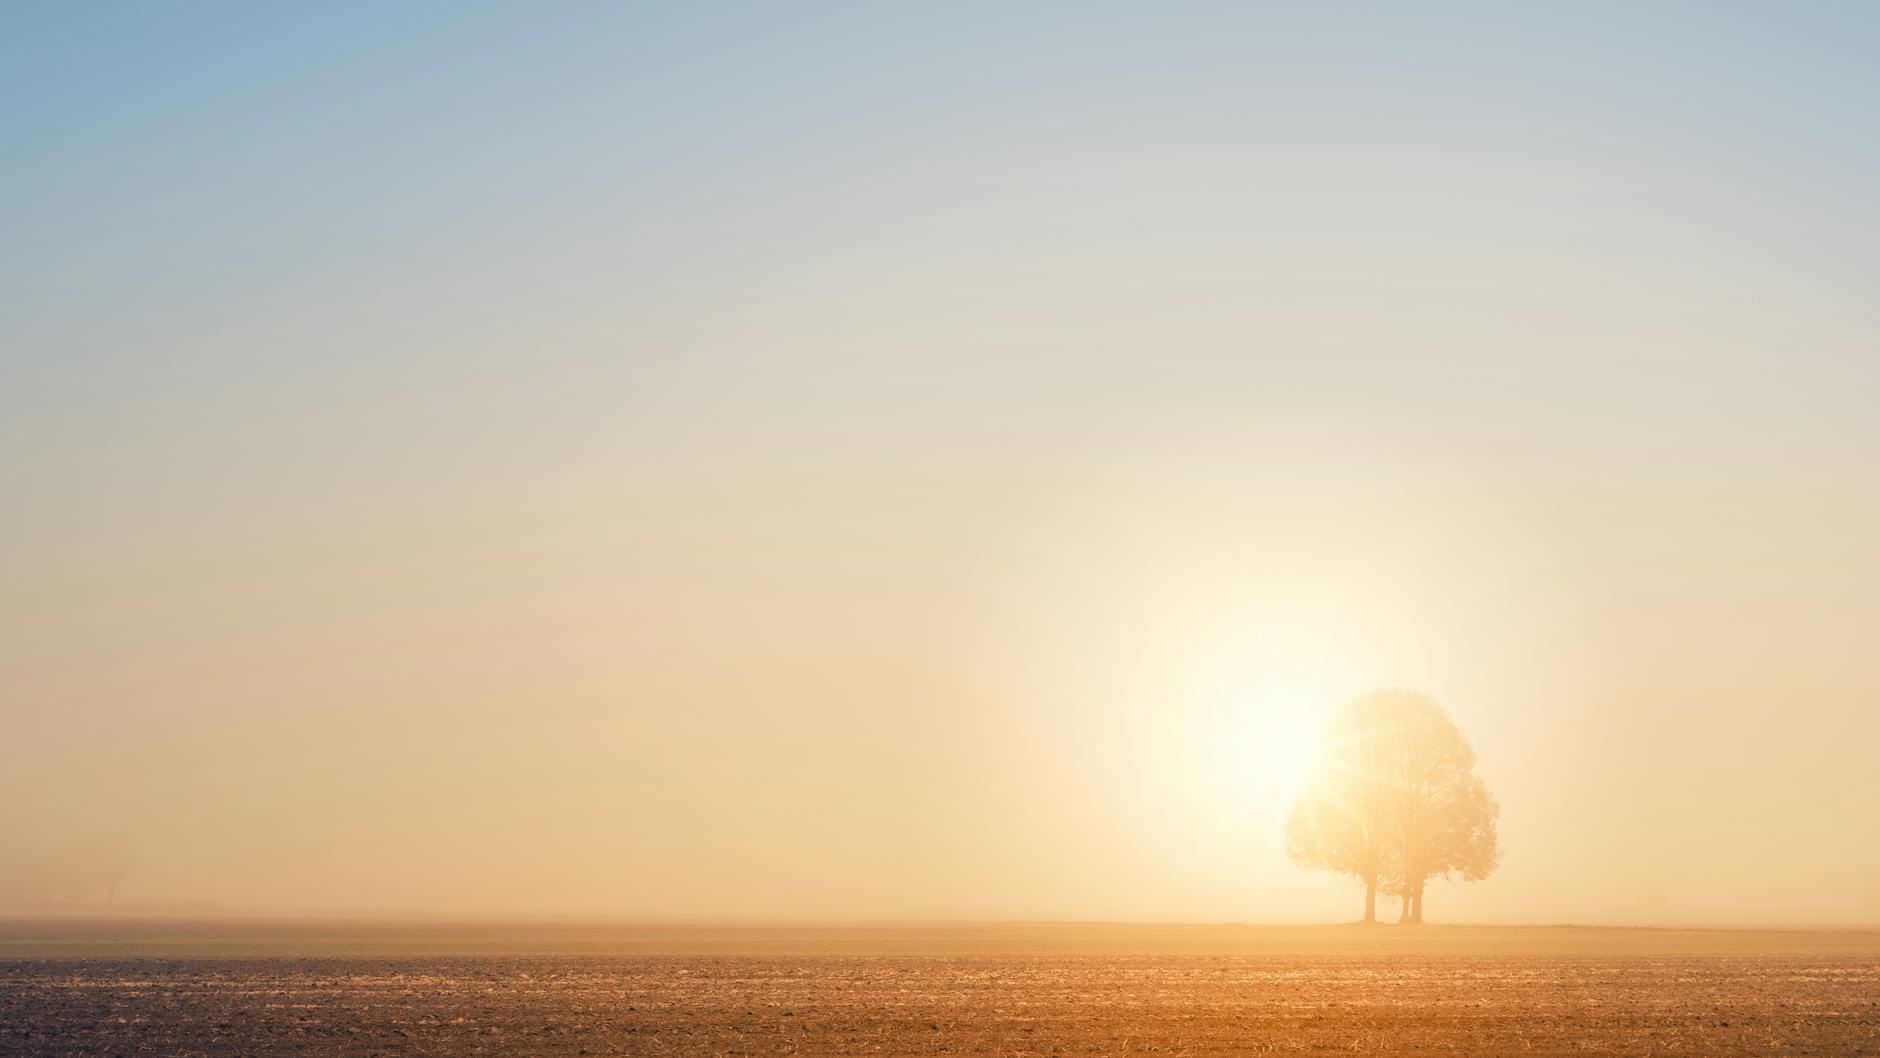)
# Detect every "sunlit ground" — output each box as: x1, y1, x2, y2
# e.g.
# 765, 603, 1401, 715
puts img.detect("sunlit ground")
4, 920, 1876, 1057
